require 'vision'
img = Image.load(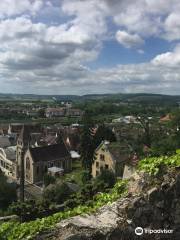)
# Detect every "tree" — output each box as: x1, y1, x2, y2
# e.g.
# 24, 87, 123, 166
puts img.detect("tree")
81, 170, 91, 184
80, 112, 95, 172
137, 115, 152, 147
43, 181, 73, 204
96, 169, 116, 188
38, 108, 45, 118
0, 170, 17, 210
94, 124, 116, 148
43, 174, 56, 187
